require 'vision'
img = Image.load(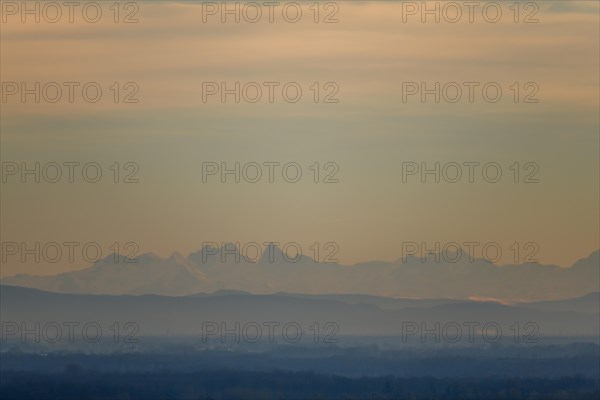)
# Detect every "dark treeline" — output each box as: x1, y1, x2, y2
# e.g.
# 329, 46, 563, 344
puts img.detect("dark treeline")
1, 369, 599, 400
2, 343, 599, 378
2, 346, 599, 399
